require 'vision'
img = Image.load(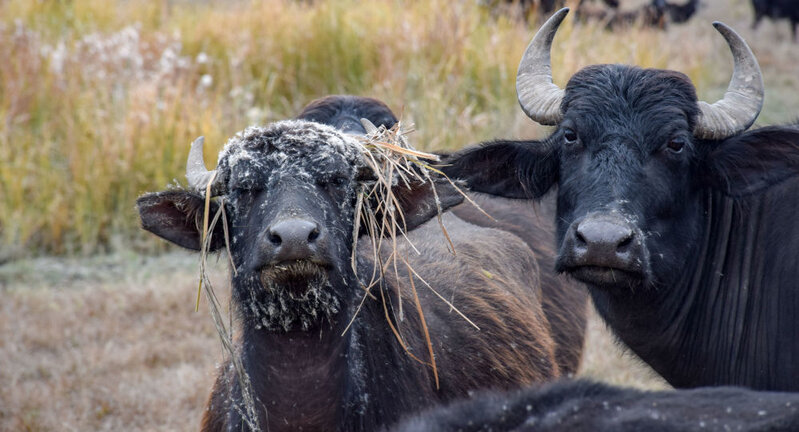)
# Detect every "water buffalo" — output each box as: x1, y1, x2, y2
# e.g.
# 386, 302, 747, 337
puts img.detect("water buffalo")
752, 0, 798, 40
443, 9, 799, 390
137, 104, 571, 430
390, 379, 799, 432
569, 0, 699, 29
497, 0, 619, 18
297, 94, 588, 376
